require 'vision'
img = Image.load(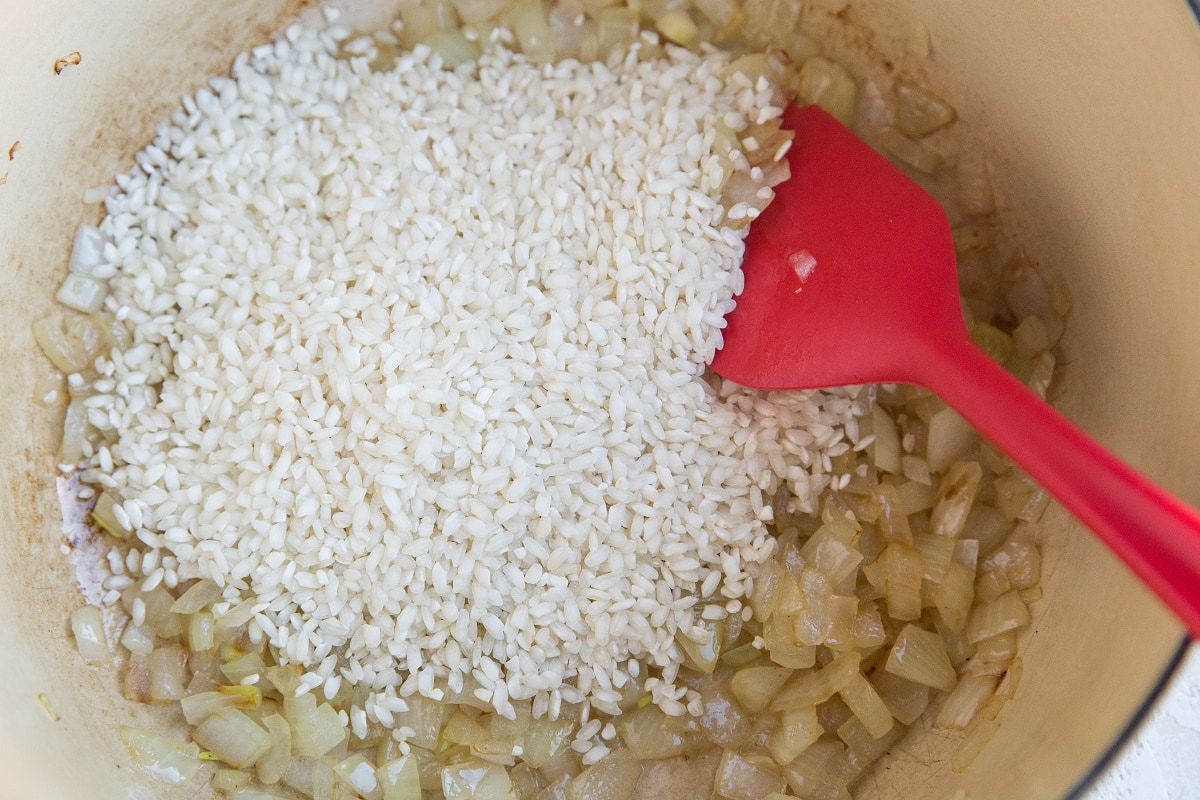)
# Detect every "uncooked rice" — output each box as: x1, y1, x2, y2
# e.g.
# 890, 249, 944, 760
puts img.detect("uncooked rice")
75, 17, 864, 726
